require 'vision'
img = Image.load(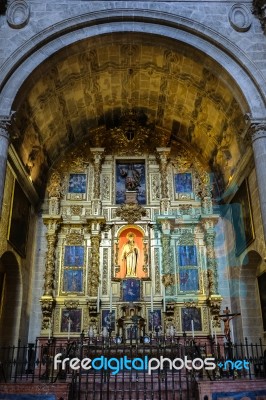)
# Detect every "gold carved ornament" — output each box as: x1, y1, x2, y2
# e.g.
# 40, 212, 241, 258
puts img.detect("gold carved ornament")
115, 203, 147, 224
